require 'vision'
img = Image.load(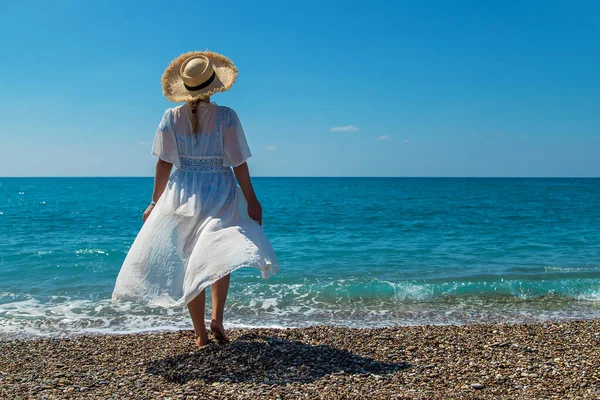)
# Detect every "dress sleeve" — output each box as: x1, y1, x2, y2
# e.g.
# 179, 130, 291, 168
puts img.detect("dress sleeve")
223, 109, 252, 167
151, 109, 179, 167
